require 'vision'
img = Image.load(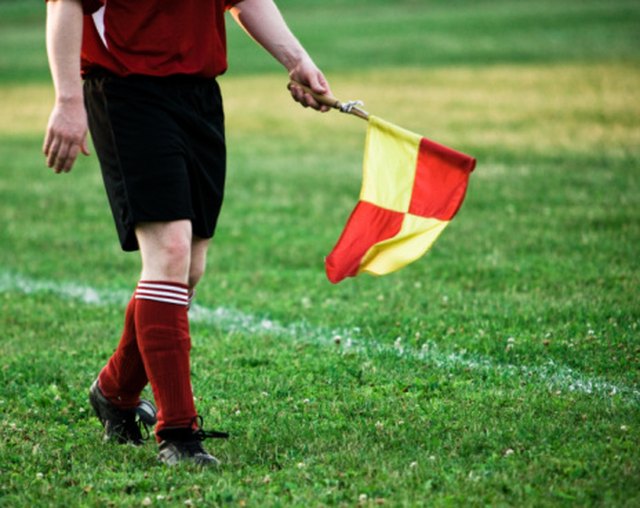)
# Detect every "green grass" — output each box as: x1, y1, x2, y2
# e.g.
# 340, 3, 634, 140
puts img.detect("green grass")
1, 1, 639, 506
3, 0, 640, 82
